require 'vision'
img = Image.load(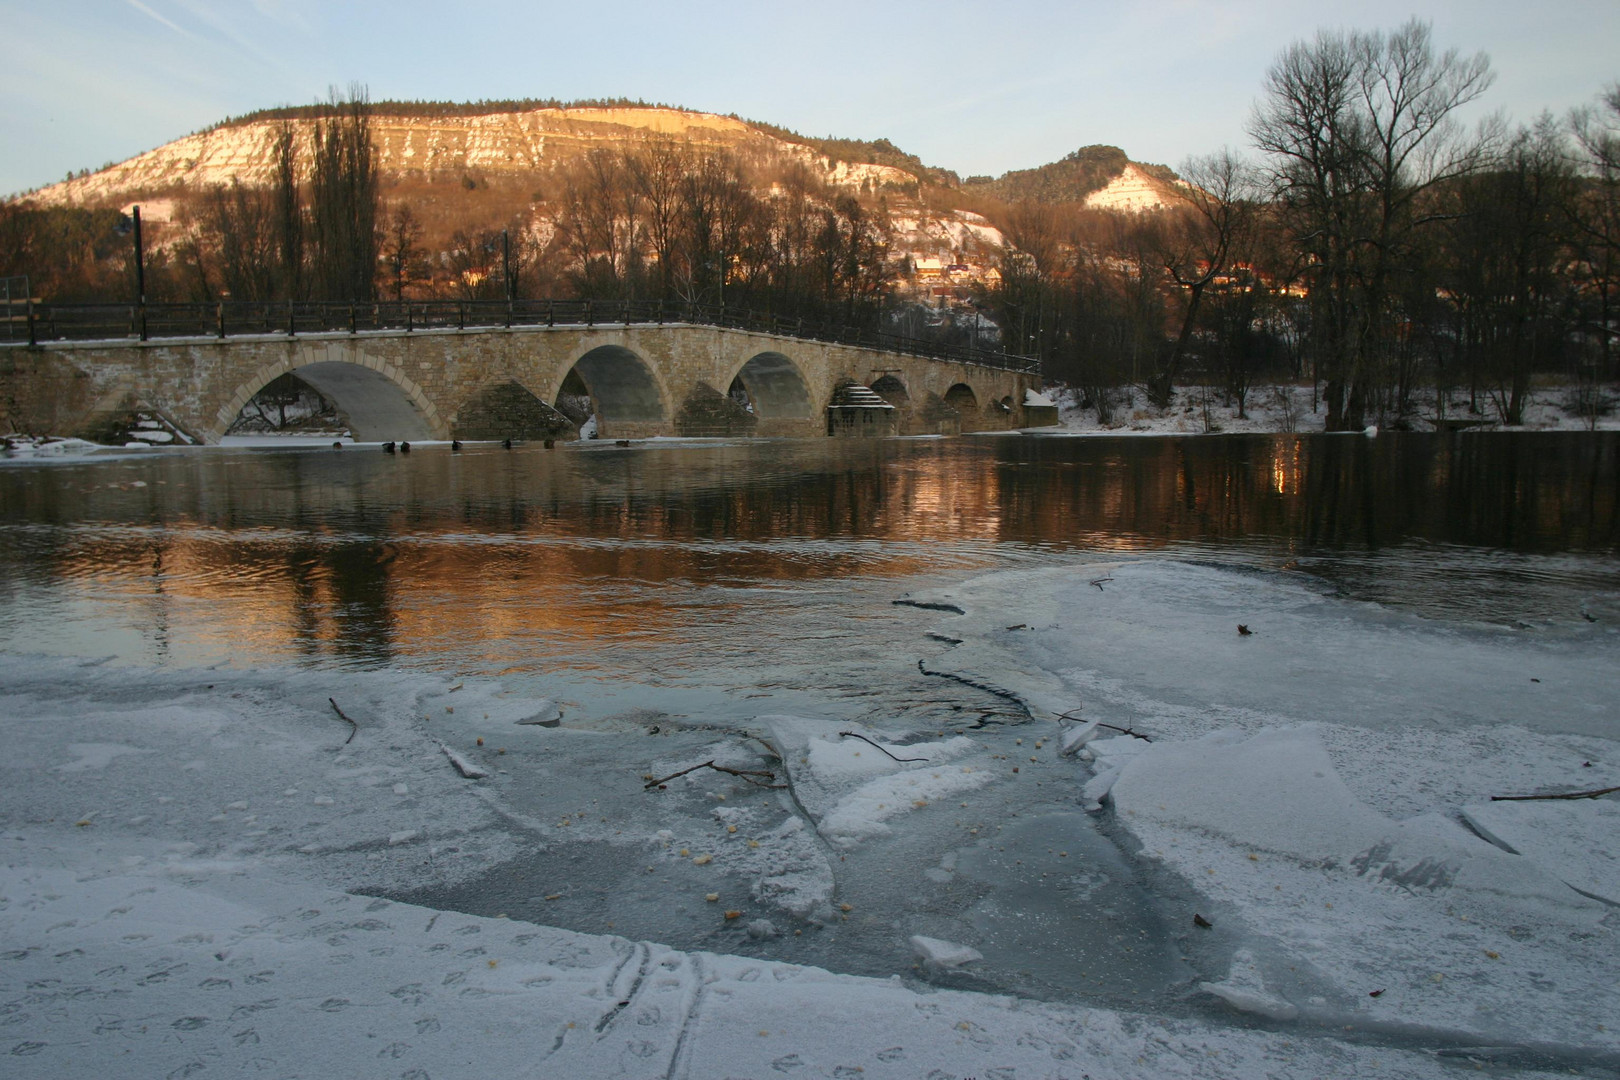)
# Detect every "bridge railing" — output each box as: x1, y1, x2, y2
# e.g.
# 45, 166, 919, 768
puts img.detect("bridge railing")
10, 298, 1041, 374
